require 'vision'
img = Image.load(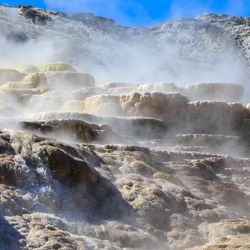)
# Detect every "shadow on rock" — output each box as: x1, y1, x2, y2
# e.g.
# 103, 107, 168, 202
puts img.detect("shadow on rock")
0, 215, 24, 250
